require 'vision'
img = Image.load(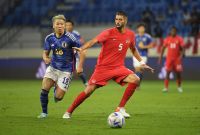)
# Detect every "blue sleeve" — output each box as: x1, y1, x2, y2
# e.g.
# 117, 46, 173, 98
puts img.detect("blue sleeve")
147, 36, 153, 45
43, 37, 51, 51
72, 38, 81, 48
